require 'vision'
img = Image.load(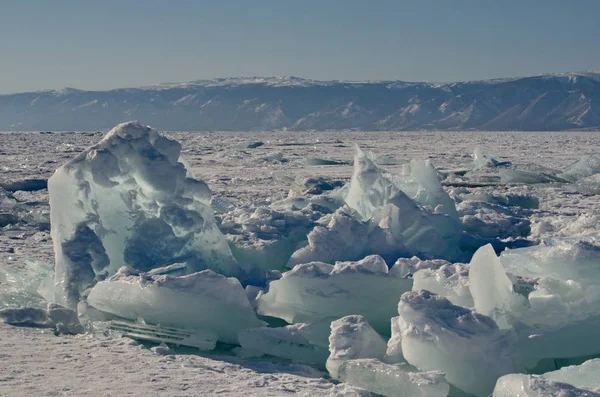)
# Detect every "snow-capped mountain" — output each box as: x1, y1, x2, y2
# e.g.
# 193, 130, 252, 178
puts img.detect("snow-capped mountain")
1, 73, 599, 131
